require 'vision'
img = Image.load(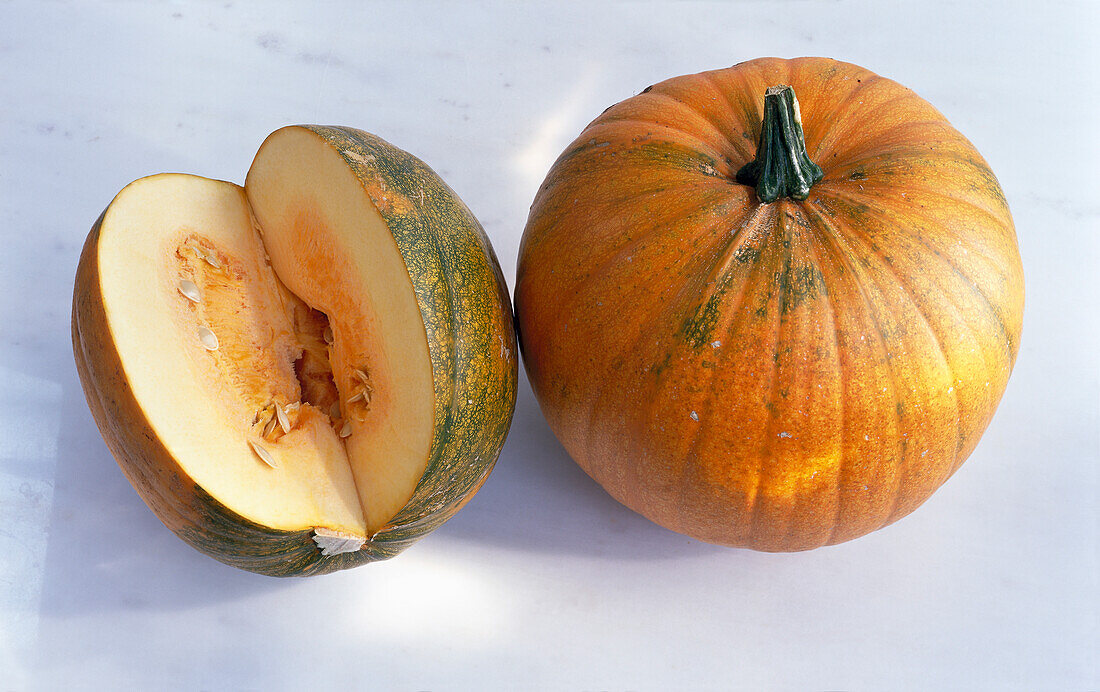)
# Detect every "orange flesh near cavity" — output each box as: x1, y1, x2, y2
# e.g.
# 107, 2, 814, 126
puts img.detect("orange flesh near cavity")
97, 163, 434, 537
